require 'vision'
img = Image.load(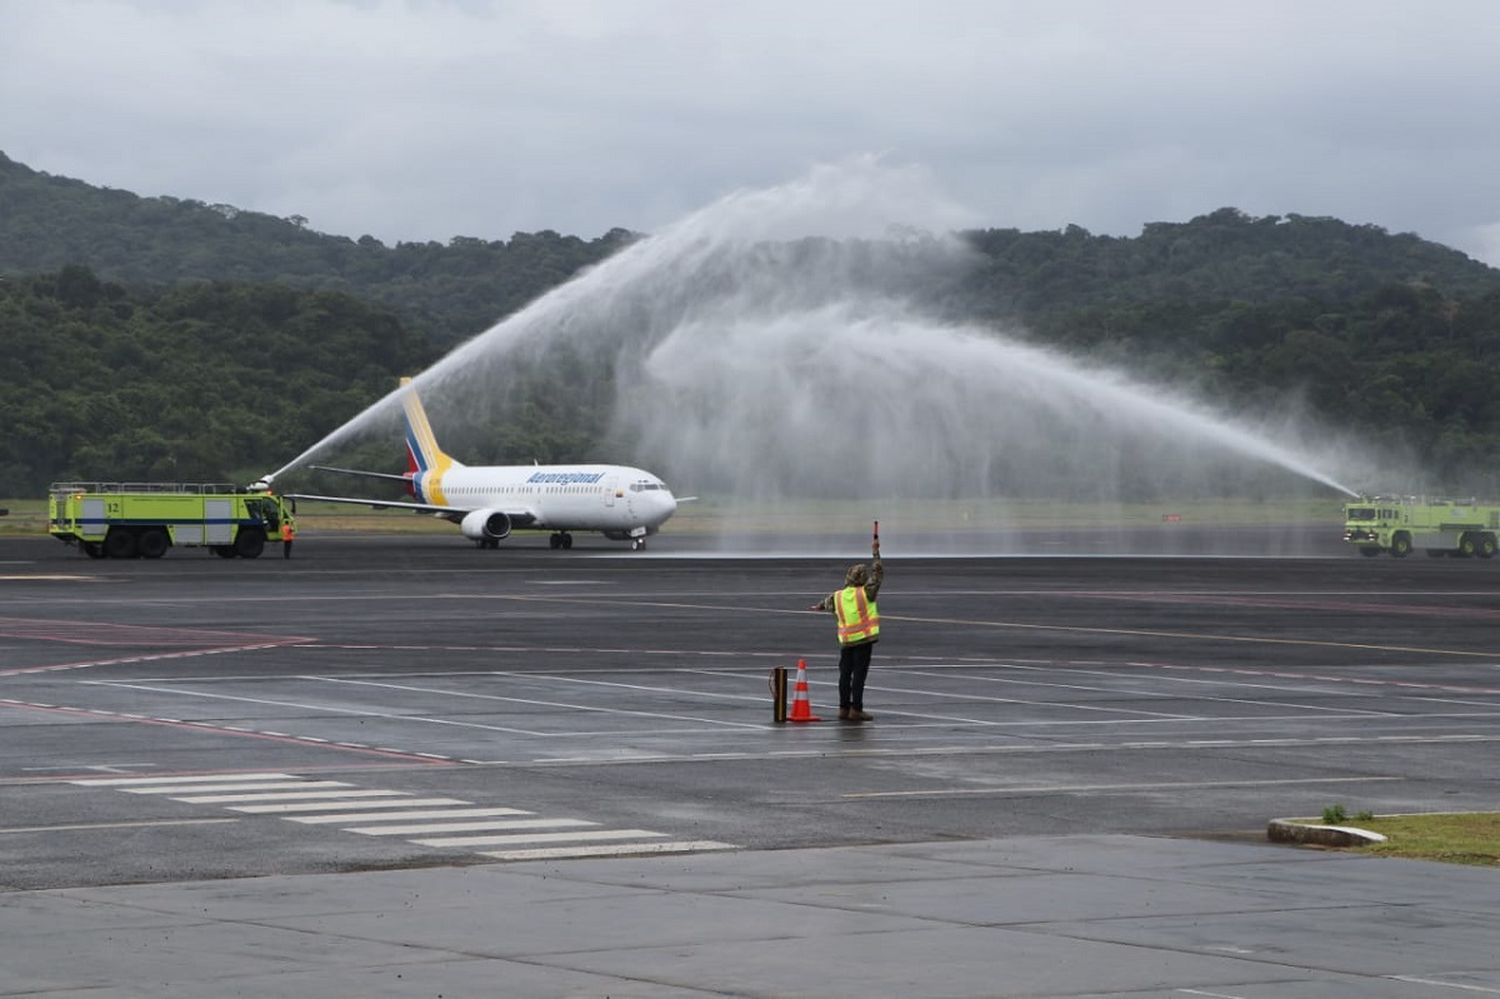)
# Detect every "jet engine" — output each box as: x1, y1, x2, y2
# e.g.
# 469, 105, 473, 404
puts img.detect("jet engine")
460, 509, 512, 541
